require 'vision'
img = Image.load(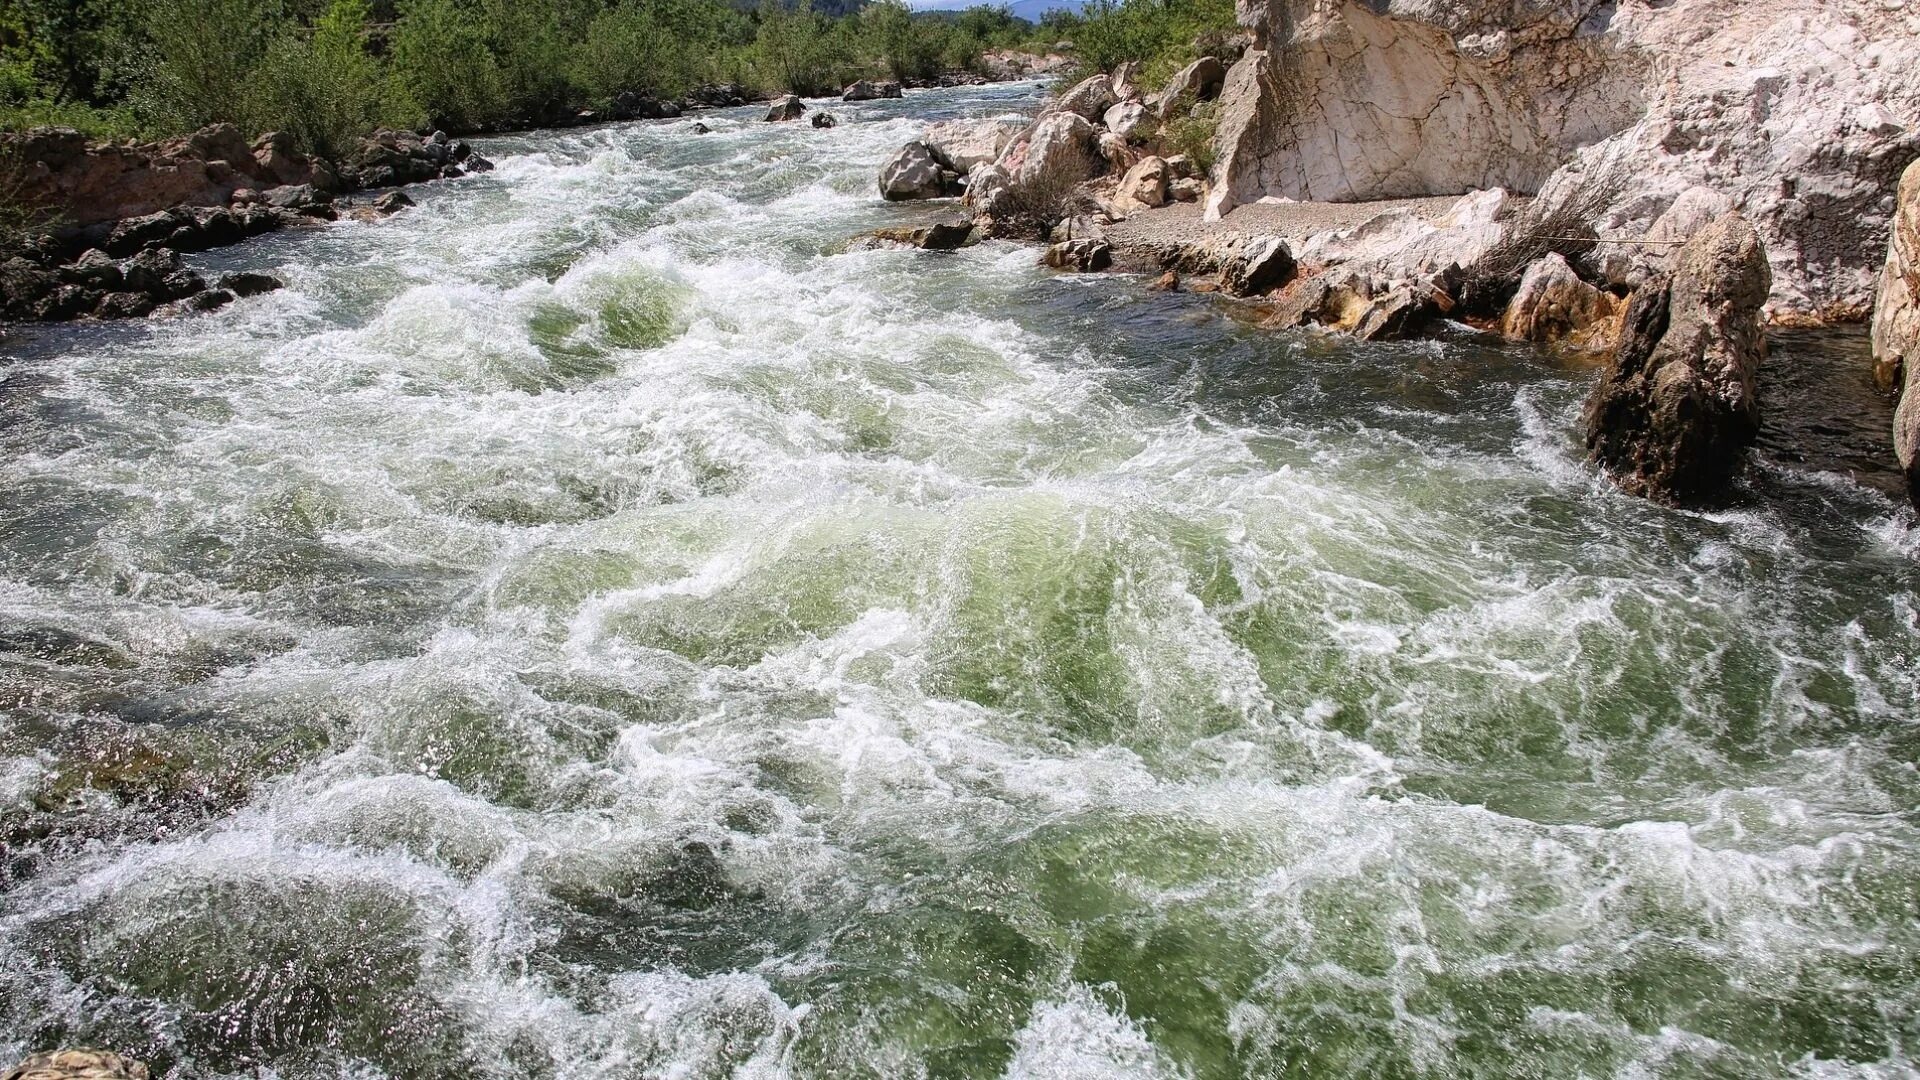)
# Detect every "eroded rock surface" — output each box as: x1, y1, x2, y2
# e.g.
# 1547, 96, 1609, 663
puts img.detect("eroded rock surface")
1879, 160, 1920, 504
1206, 0, 1920, 318
1583, 213, 1772, 503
